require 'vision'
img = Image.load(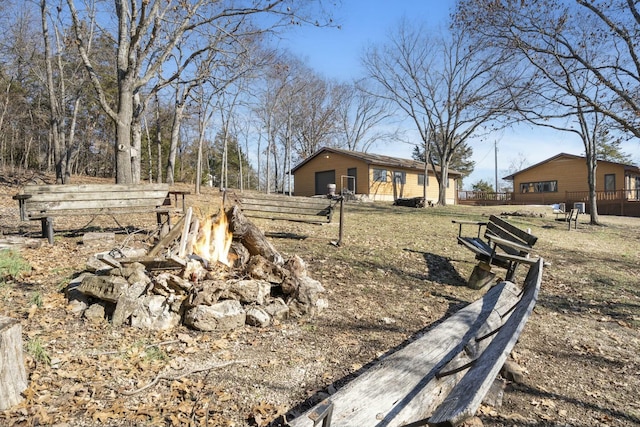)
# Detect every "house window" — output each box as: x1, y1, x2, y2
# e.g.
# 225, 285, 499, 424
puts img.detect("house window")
604, 174, 616, 193
418, 174, 430, 186
393, 171, 406, 184
520, 180, 558, 193
373, 168, 387, 182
